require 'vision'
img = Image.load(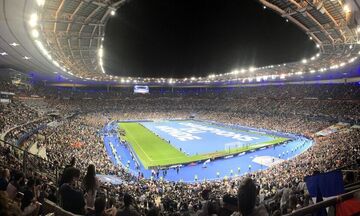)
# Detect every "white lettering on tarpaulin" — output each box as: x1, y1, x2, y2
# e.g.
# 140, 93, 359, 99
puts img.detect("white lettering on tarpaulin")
179, 122, 260, 141
155, 126, 201, 141
156, 123, 261, 142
